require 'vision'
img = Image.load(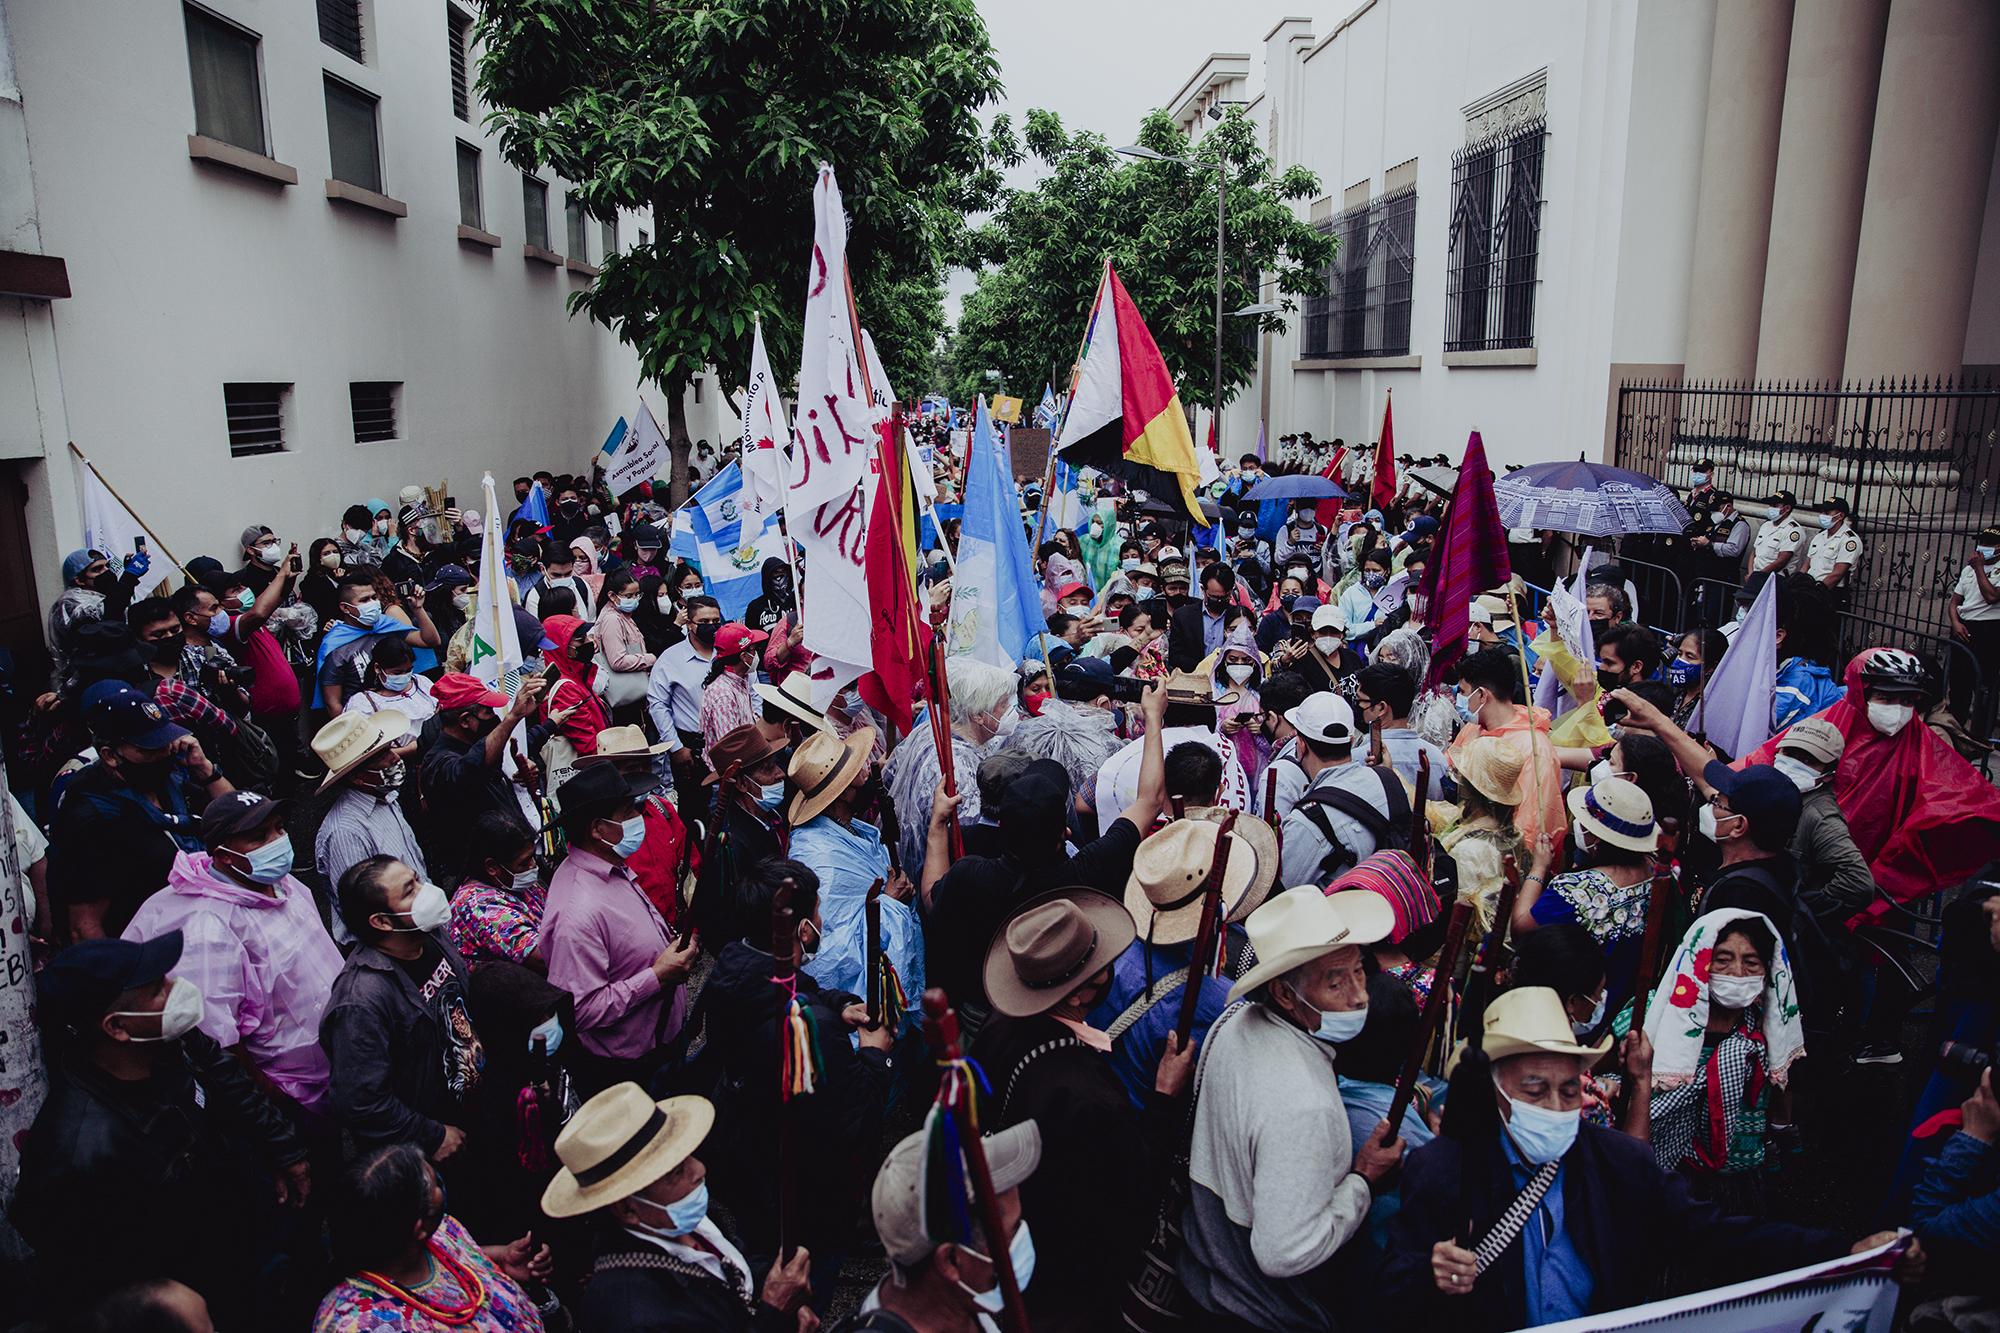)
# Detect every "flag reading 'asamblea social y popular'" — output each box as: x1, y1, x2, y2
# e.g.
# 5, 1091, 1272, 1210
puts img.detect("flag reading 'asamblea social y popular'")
607, 399, 670, 498
469, 472, 525, 695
